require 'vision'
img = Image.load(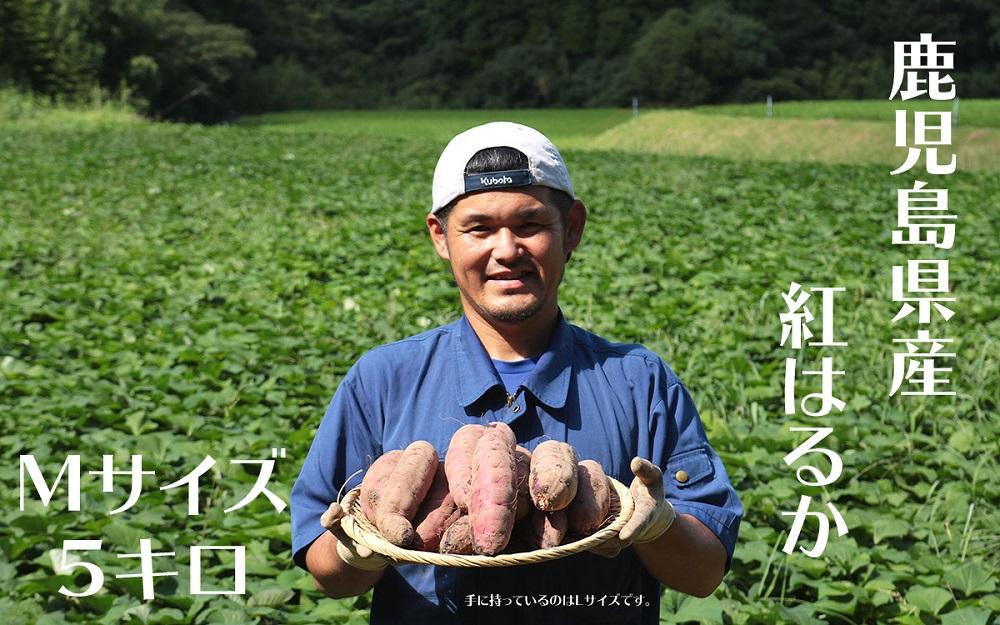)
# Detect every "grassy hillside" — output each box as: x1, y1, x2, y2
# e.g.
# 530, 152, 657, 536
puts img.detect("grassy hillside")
694, 99, 1000, 128
587, 110, 1000, 171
